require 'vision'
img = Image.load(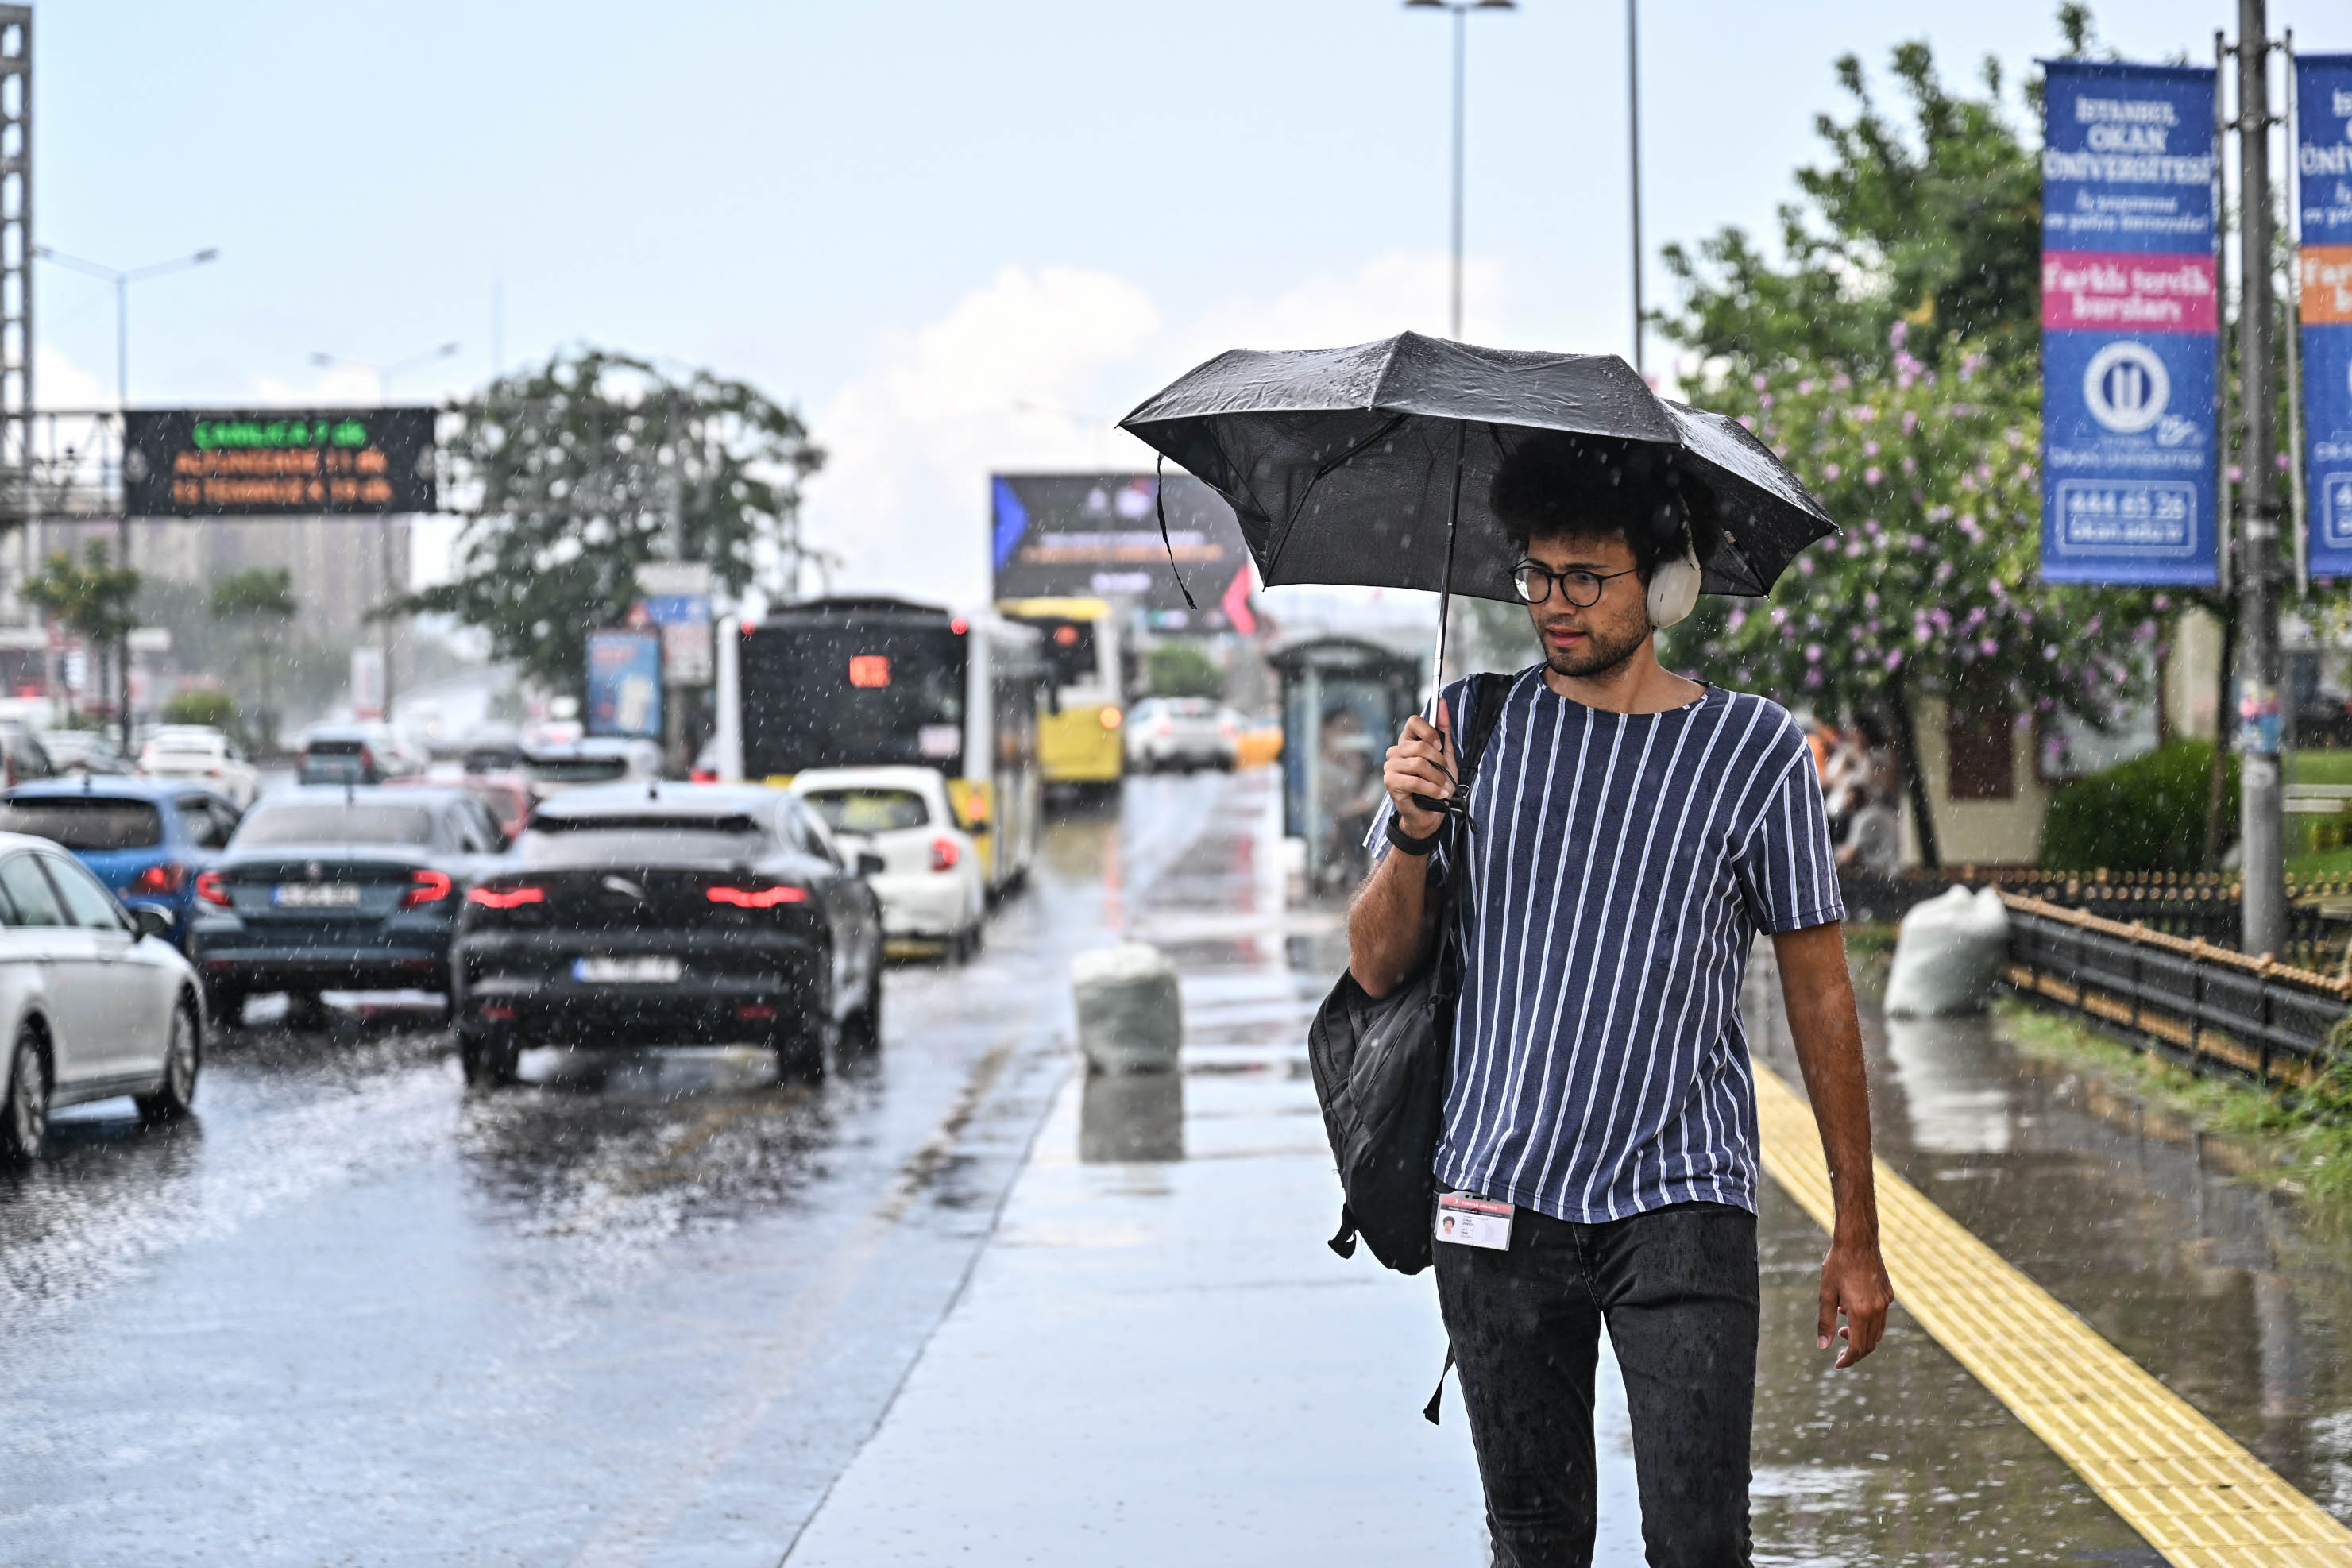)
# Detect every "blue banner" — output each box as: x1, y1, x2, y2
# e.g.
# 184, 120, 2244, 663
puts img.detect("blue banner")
2040, 60, 2220, 586
585, 629, 662, 738
2299, 54, 2352, 577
